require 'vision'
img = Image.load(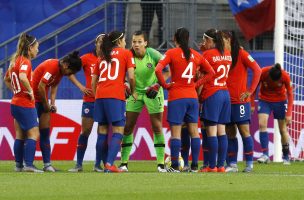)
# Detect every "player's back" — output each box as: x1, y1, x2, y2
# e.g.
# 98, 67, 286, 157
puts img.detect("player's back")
200, 48, 232, 101
32, 59, 62, 101
10, 56, 35, 108
159, 48, 202, 101
94, 47, 134, 101
81, 53, 98, 102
